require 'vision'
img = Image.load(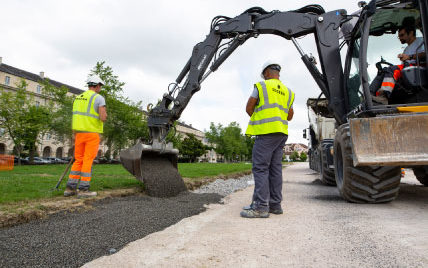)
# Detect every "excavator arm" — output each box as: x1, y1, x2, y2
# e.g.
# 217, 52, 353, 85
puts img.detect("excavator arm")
120, 5, 350, 197
148, 5, 349, 144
